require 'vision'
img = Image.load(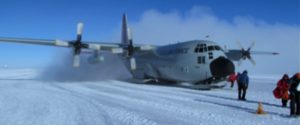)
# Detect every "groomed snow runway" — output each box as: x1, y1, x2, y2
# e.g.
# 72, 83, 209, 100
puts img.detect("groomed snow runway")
0, 69, 299, 125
